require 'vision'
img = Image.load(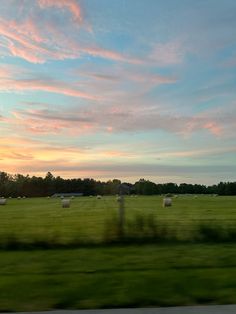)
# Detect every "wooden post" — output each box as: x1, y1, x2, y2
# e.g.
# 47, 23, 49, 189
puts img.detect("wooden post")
118, 194, 125, 238
118, 183, 130, 238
